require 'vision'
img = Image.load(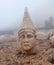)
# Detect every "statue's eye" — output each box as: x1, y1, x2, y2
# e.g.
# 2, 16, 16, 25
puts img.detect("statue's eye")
27, 34, 33, 38
20, 35, 25, 39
